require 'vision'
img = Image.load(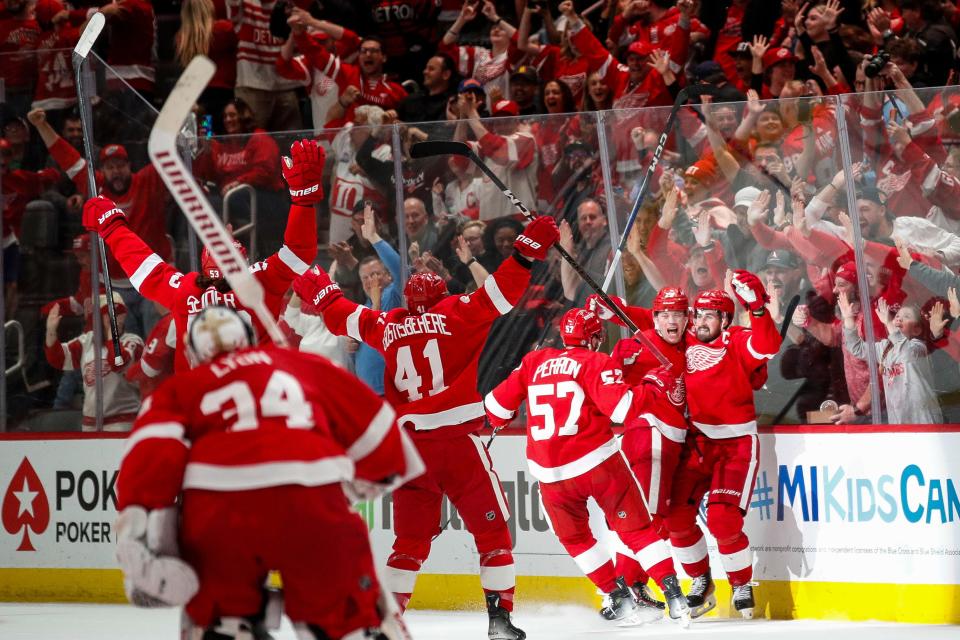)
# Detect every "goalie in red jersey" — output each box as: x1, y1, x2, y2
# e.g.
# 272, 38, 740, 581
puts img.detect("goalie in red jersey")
294, 215, 560, 640
665, 271, 781, 620
115, 306, 423, 640
484, 307, 691, 628
81, 139, 324, 371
